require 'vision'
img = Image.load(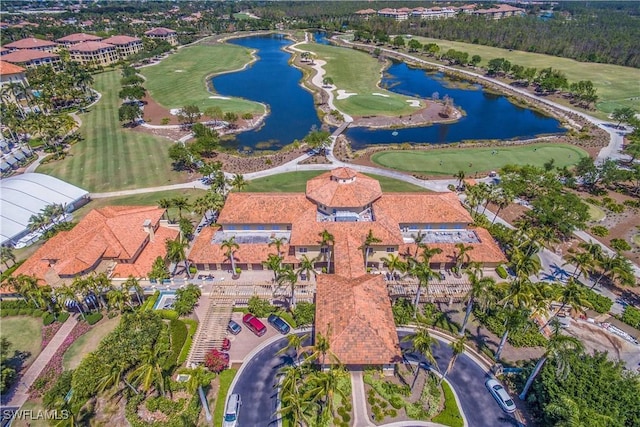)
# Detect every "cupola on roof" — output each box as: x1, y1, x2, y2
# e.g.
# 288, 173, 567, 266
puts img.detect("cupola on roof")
305, 167, 382, 208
